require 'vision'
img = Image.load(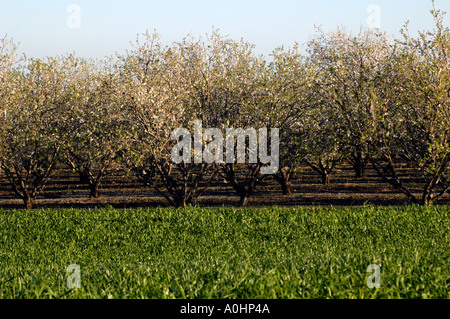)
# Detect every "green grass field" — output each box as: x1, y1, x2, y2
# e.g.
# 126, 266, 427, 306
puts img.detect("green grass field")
0, 205, 448, 299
